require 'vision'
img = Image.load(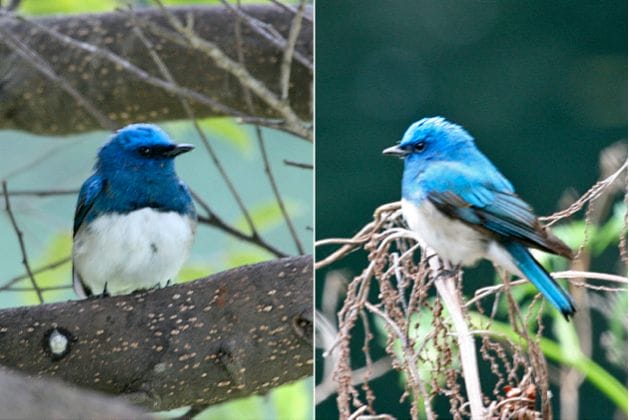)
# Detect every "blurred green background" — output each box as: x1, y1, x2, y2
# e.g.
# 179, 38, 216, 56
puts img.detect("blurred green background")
0, 1, 312, 419
315, 0, 626, 418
